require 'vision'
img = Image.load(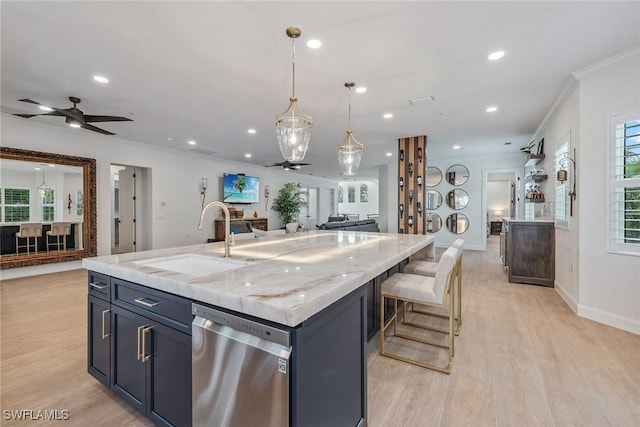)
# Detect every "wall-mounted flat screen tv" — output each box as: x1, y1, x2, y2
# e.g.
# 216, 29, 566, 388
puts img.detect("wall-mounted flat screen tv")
222, 173, 260, 204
